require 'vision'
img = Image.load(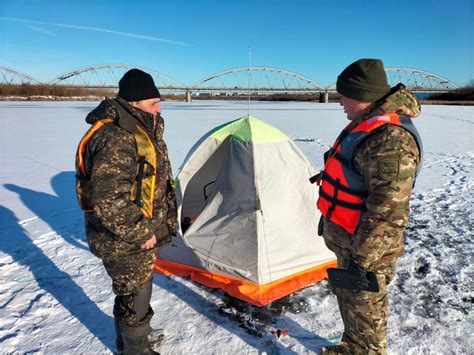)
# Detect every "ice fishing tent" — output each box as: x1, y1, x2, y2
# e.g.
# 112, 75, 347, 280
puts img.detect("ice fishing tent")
155, 116, 336, 306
